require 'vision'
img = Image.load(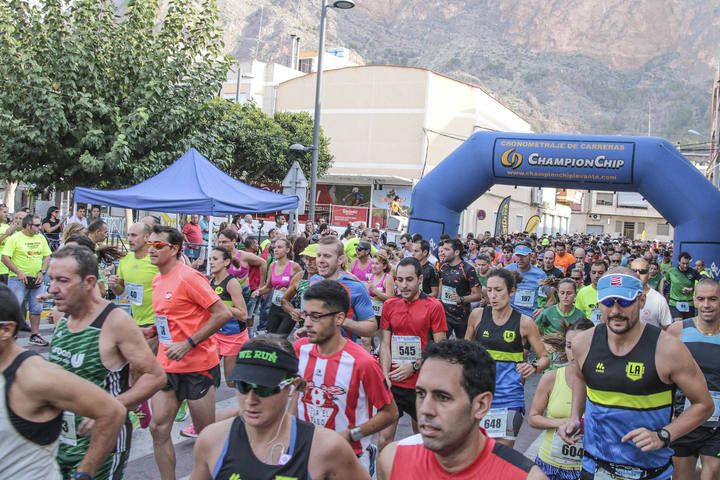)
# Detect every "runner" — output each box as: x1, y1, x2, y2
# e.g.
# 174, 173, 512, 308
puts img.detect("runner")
295, 280, 398, 474
535, 278, 587, 337
465, 269, 549, 446
529, 319, 594, 479
215, 229, 266, 300
541, 250, 564, 280
146, 225, 232, 480
506, 244, 548, 318
351, 241, 374, 283
569, 269, 585, 292
46, 245, 166, 479
559, 268, 714, 480
554, 242, 575, 276
666, 278, 720, 479
190, 337, 370, 480
252, 238, 302, 335
0, 283, 128, 480
367, 252, 395, 324
574, 261, 606, 325
208, 247, 249, 387
377, 339, 545, 479
411, 239, 439, 297
2, 214, 52, 346
378, 257, 447, 450
0, 204, 17, 285
280, 243, 318, 324
631, 257, 673, 329
647, 262, 662, 291
663, 251, 702, 321
438, 238, 482, 339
